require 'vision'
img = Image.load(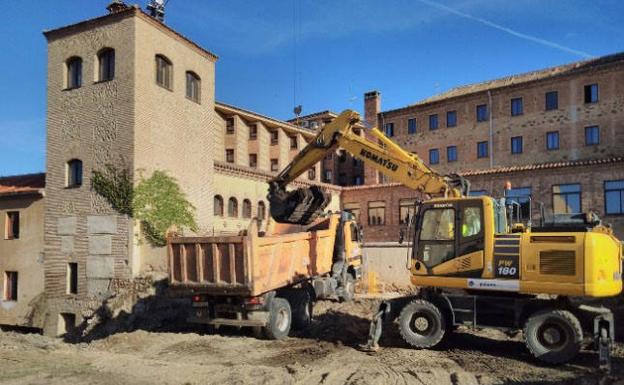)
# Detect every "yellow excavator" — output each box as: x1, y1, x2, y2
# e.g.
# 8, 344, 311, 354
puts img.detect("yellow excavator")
268, 110, 622, 370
